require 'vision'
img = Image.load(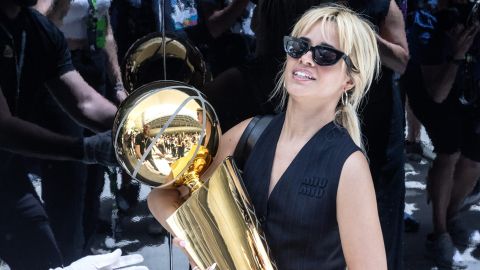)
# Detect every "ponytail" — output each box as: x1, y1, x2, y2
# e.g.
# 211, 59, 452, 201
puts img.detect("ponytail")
335, 90, 363, 149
